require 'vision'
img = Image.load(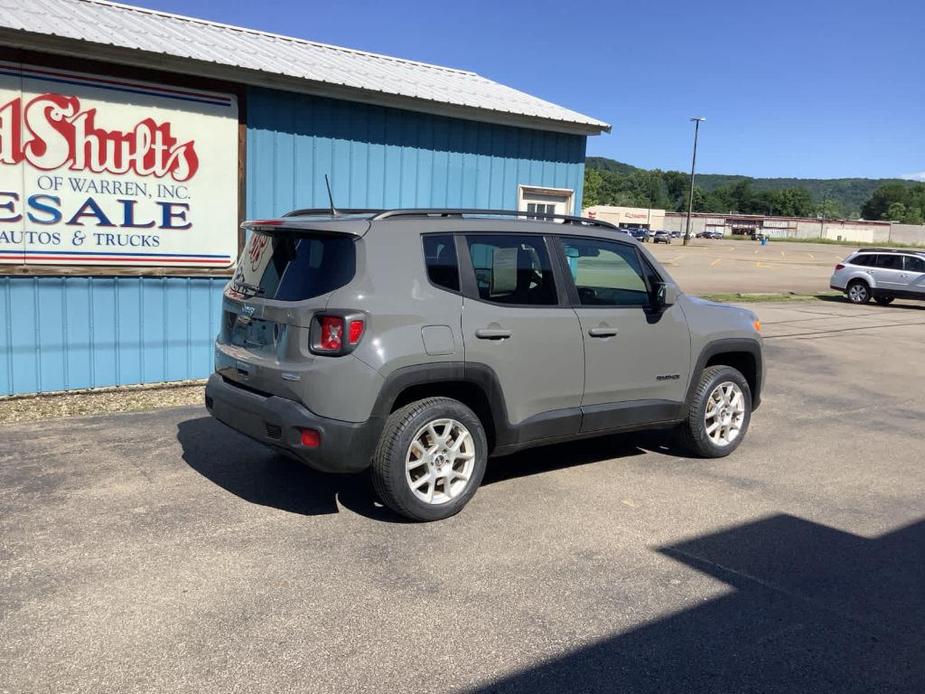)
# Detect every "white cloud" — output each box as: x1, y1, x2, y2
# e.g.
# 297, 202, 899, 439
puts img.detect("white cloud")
900, 171, 925, 181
